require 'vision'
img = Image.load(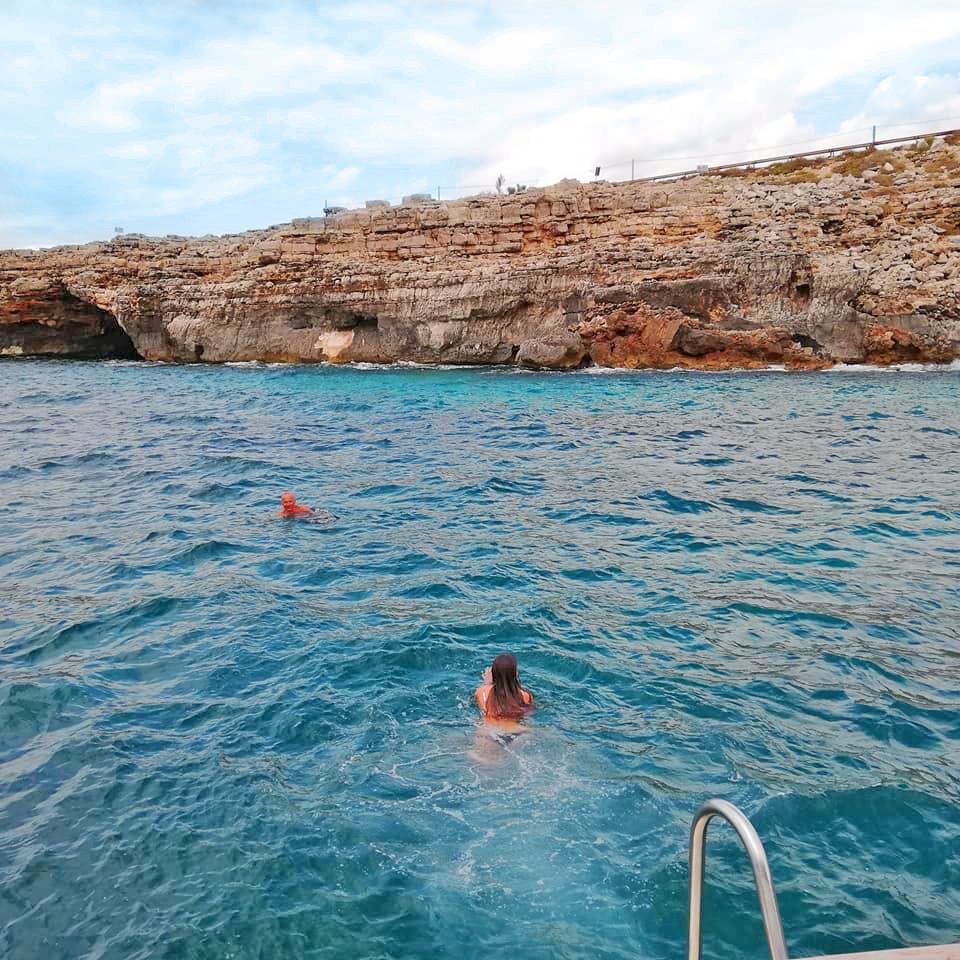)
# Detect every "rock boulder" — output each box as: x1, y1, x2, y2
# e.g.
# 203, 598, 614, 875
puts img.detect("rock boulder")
516, 331, 586, 369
